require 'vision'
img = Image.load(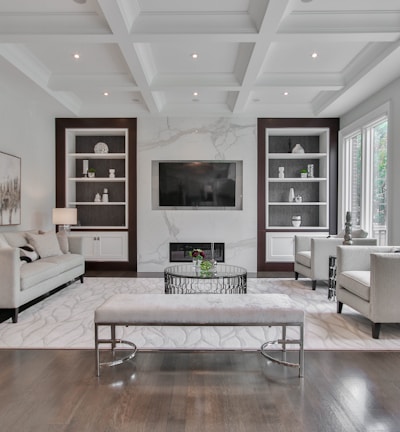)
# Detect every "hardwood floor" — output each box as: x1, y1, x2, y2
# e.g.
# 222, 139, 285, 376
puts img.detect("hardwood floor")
0, 349, 400, 431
